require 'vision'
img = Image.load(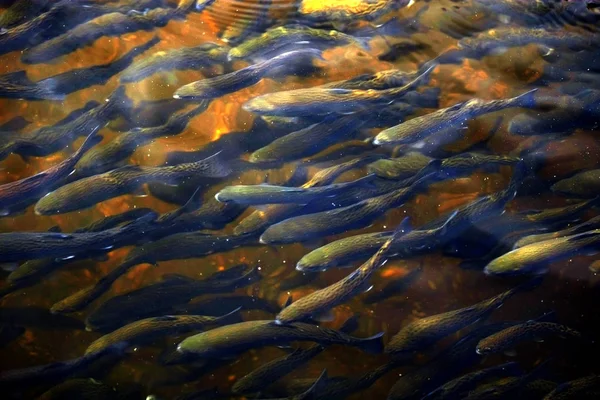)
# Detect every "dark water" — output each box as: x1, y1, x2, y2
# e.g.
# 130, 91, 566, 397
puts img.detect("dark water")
1, 0, 600, 399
